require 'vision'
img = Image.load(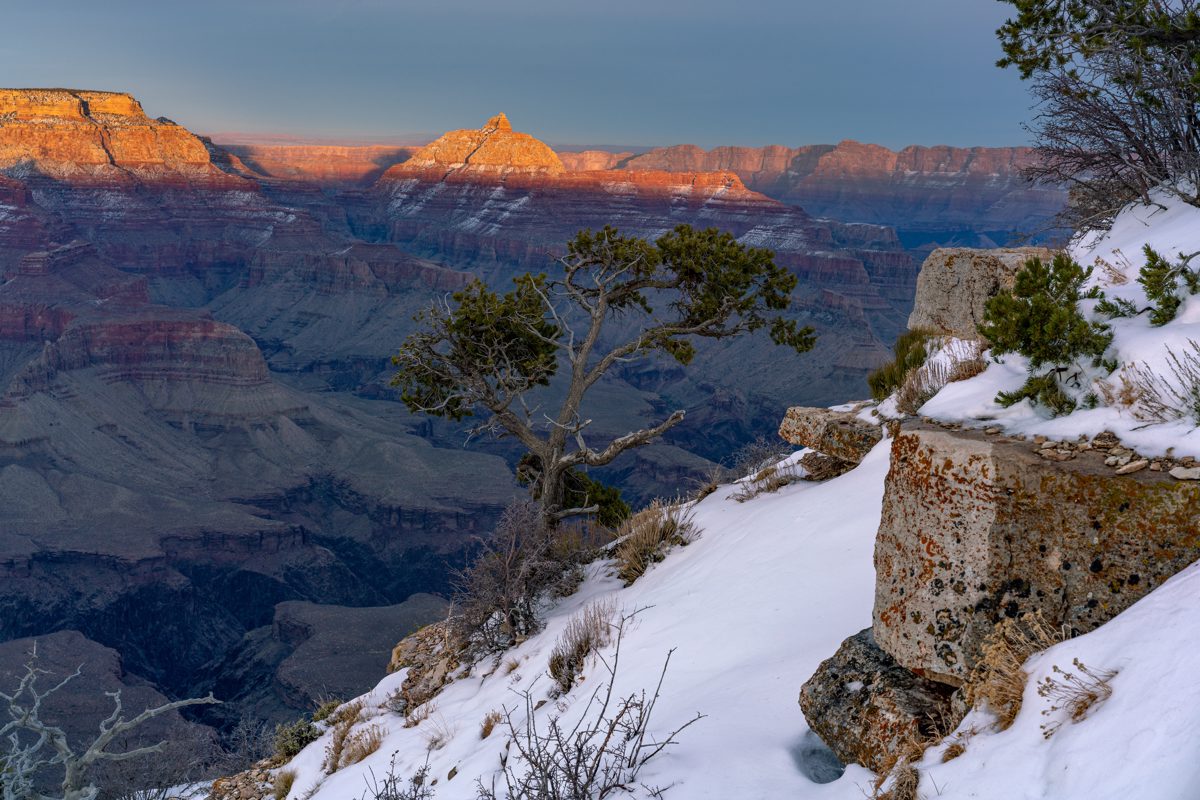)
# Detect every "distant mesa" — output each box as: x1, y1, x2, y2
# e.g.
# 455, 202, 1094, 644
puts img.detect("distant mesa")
0, 87, 240, 184
395, 112, 567, 177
